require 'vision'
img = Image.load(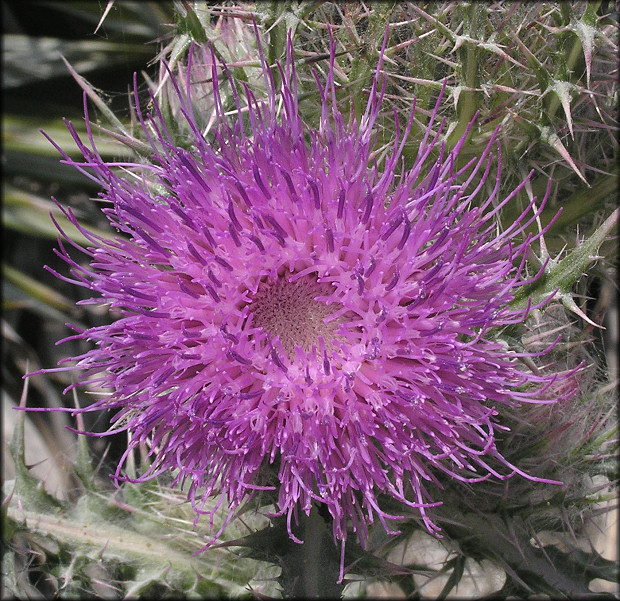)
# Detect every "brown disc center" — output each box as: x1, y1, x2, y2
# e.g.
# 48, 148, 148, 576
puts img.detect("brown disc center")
250, 273, 340, 359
